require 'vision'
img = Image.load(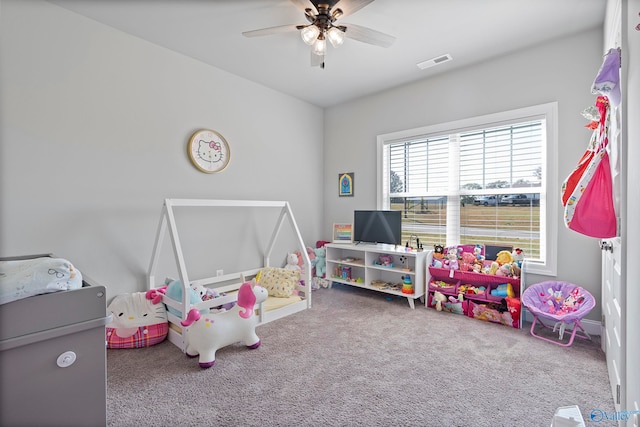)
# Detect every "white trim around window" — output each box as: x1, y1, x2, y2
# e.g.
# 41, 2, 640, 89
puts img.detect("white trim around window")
377, 102, 558, 276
